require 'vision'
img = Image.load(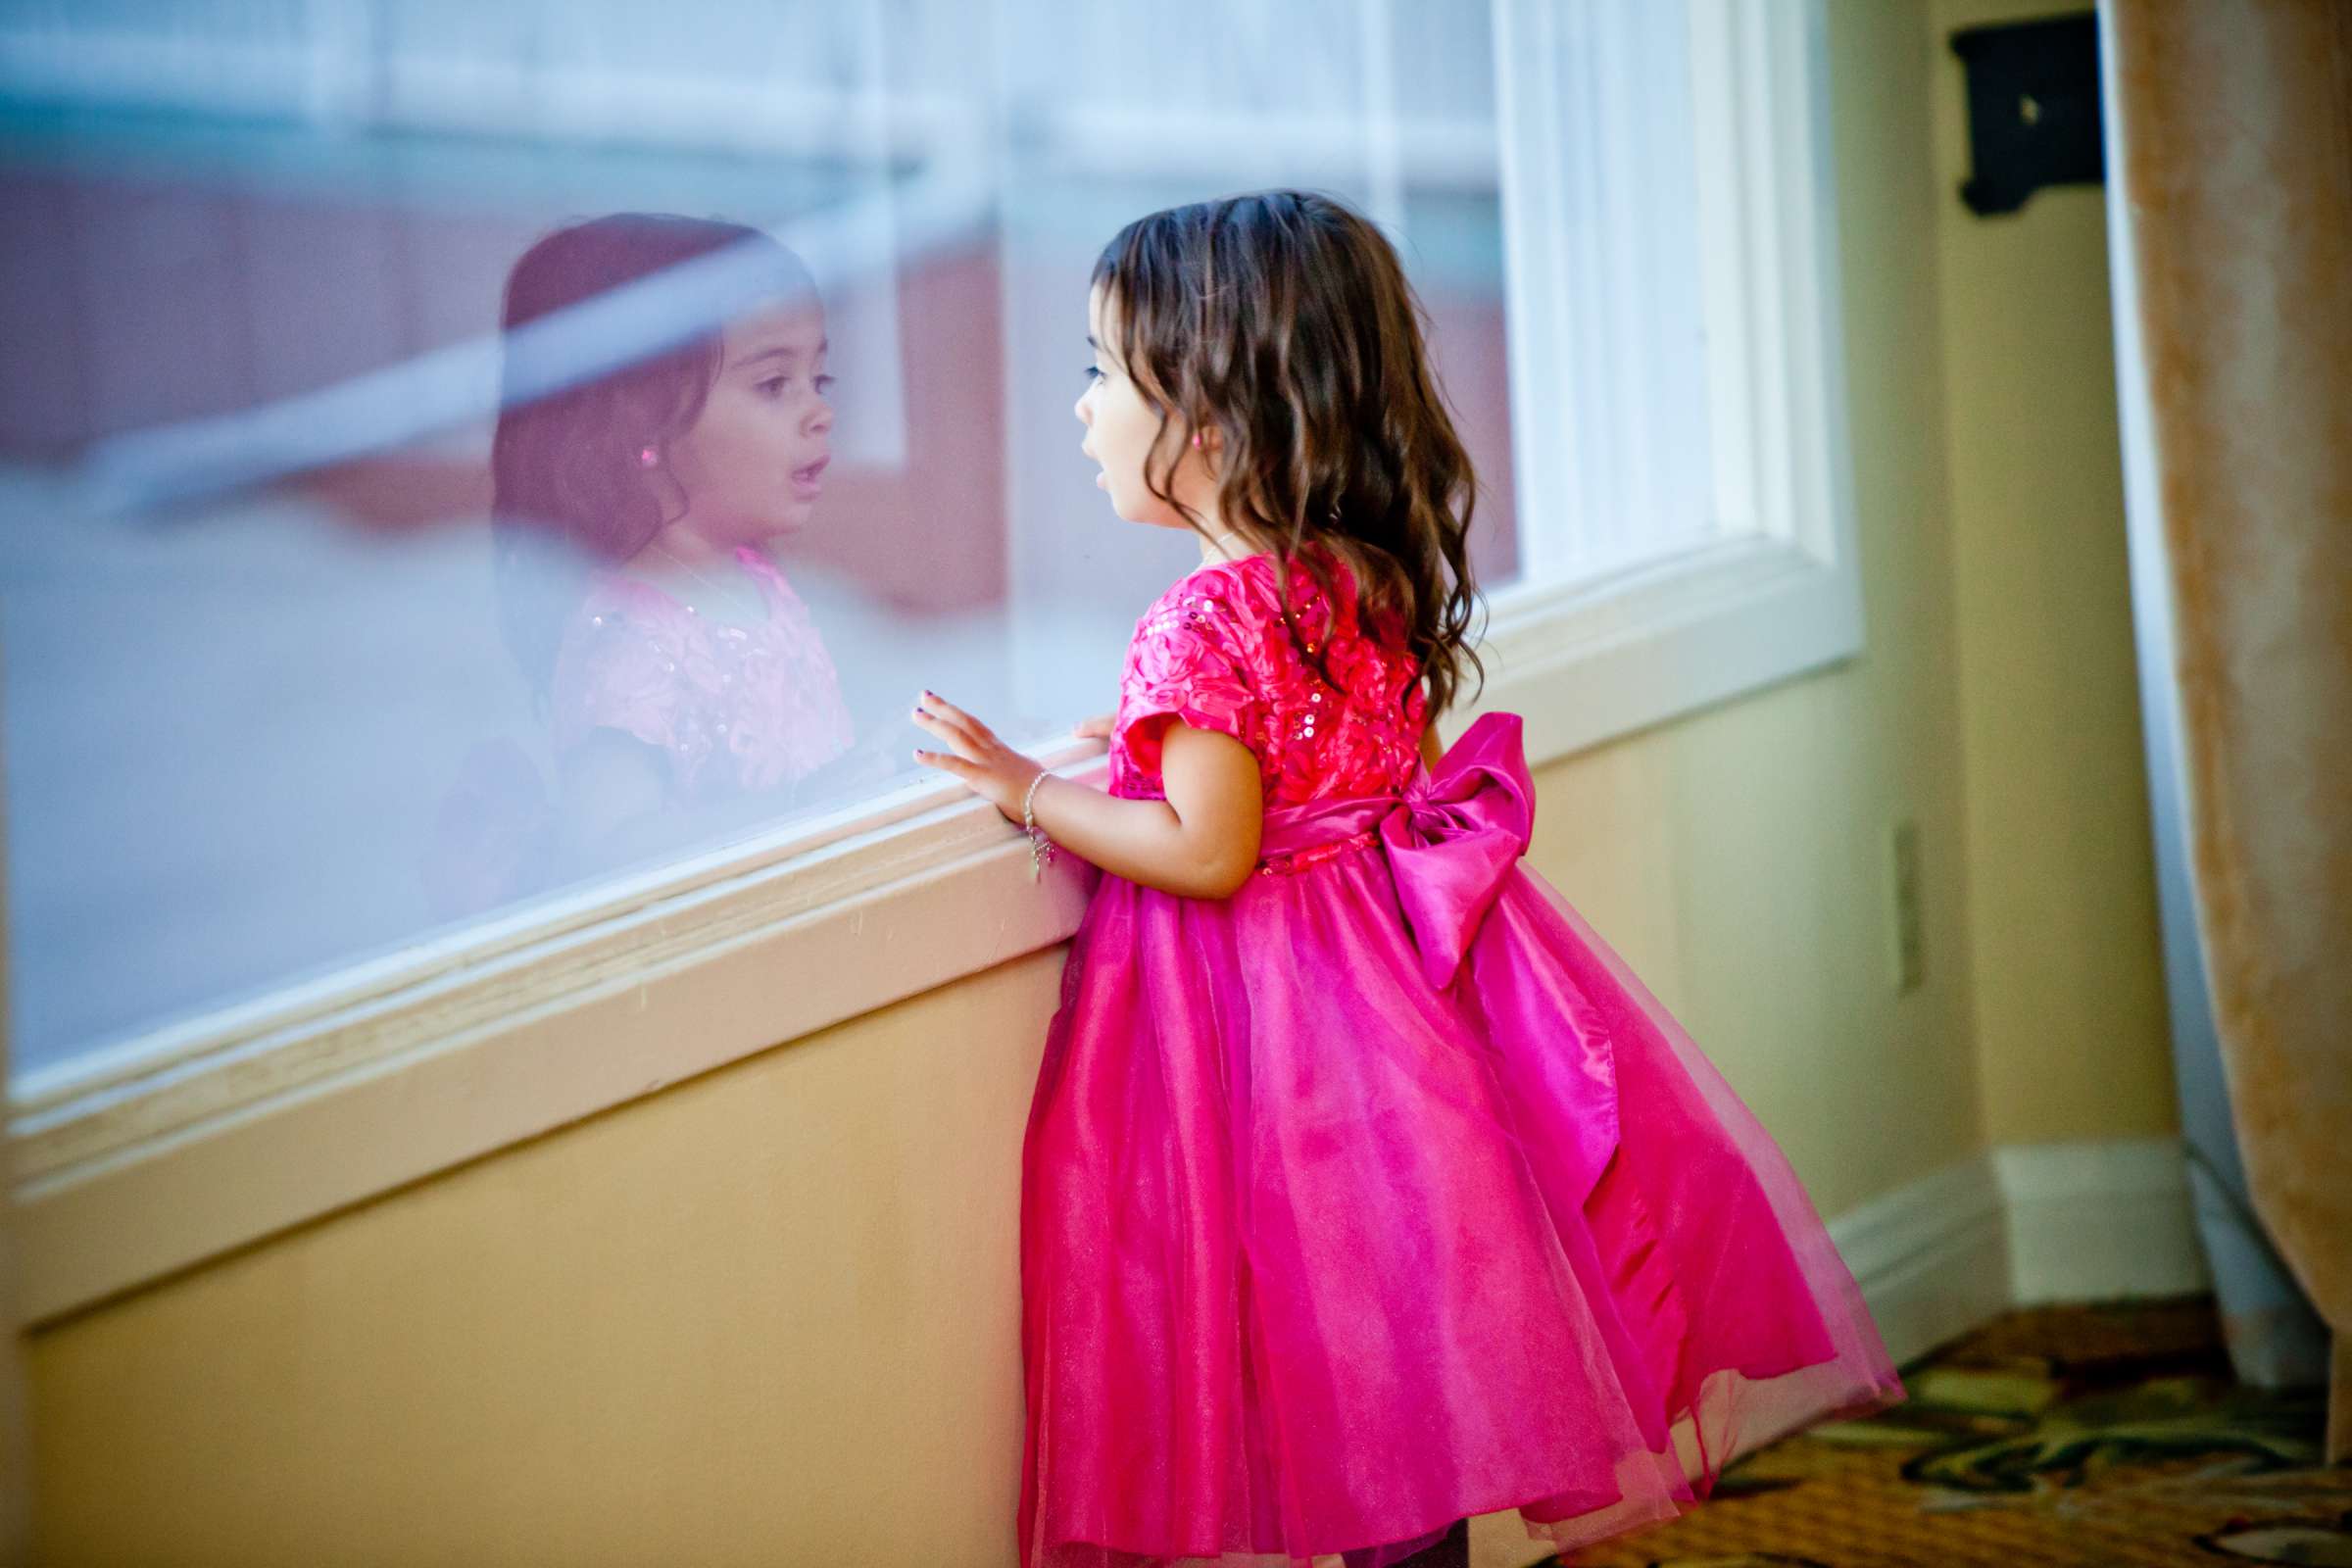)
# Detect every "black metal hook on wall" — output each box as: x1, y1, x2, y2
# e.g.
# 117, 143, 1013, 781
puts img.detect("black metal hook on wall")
1951, 10, 2105, 216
